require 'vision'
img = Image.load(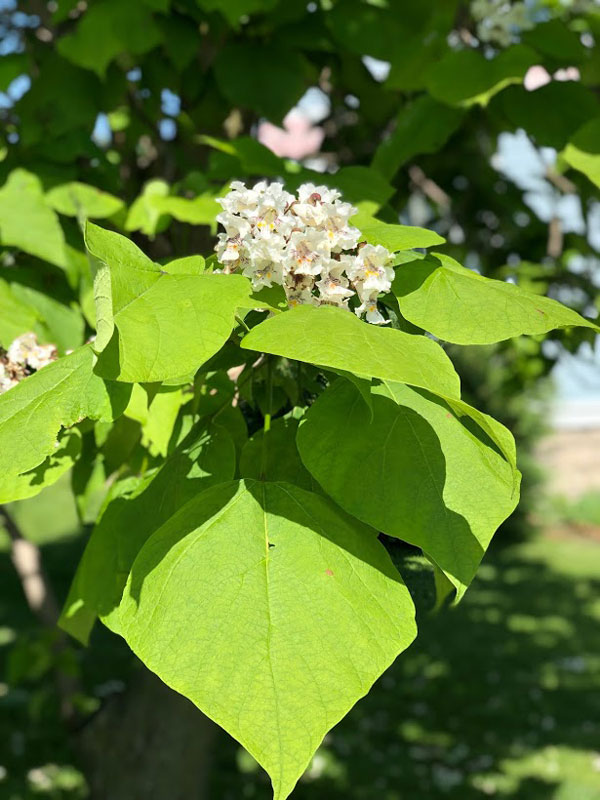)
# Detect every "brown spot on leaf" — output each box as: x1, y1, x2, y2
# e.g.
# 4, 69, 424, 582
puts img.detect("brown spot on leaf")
325, 569, 334, 576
